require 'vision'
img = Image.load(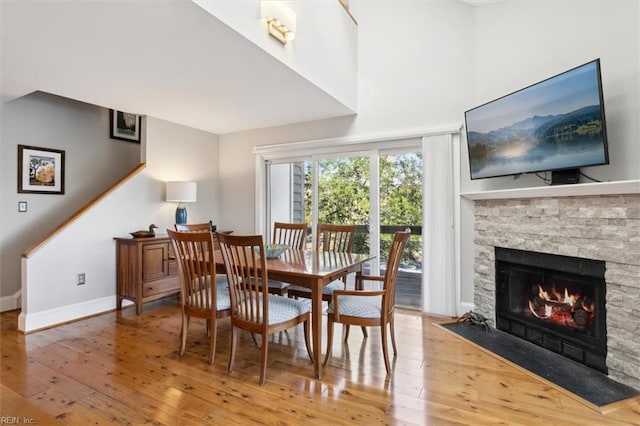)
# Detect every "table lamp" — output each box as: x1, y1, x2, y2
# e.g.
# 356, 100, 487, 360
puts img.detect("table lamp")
166, 181, 197, 224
